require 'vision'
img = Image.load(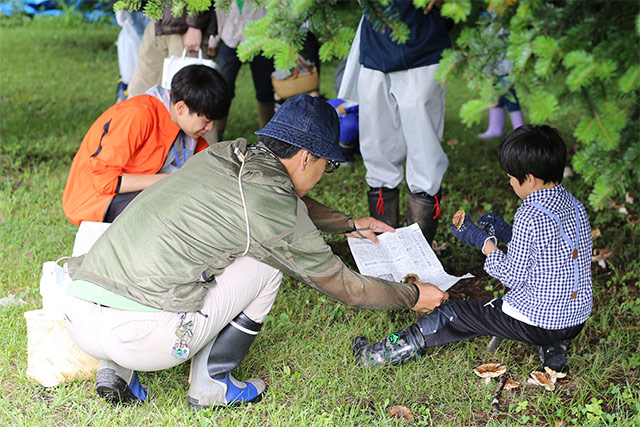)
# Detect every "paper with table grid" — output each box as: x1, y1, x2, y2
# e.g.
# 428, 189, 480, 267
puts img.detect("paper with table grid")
347, 223, 473, 291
